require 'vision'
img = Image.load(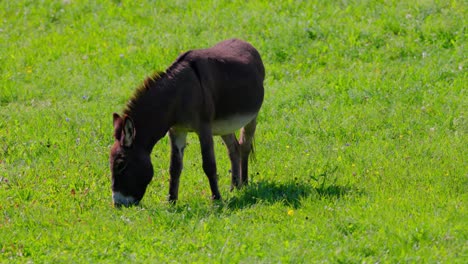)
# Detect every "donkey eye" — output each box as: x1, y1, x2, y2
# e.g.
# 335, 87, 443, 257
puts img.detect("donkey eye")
114, 159, 127, 173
